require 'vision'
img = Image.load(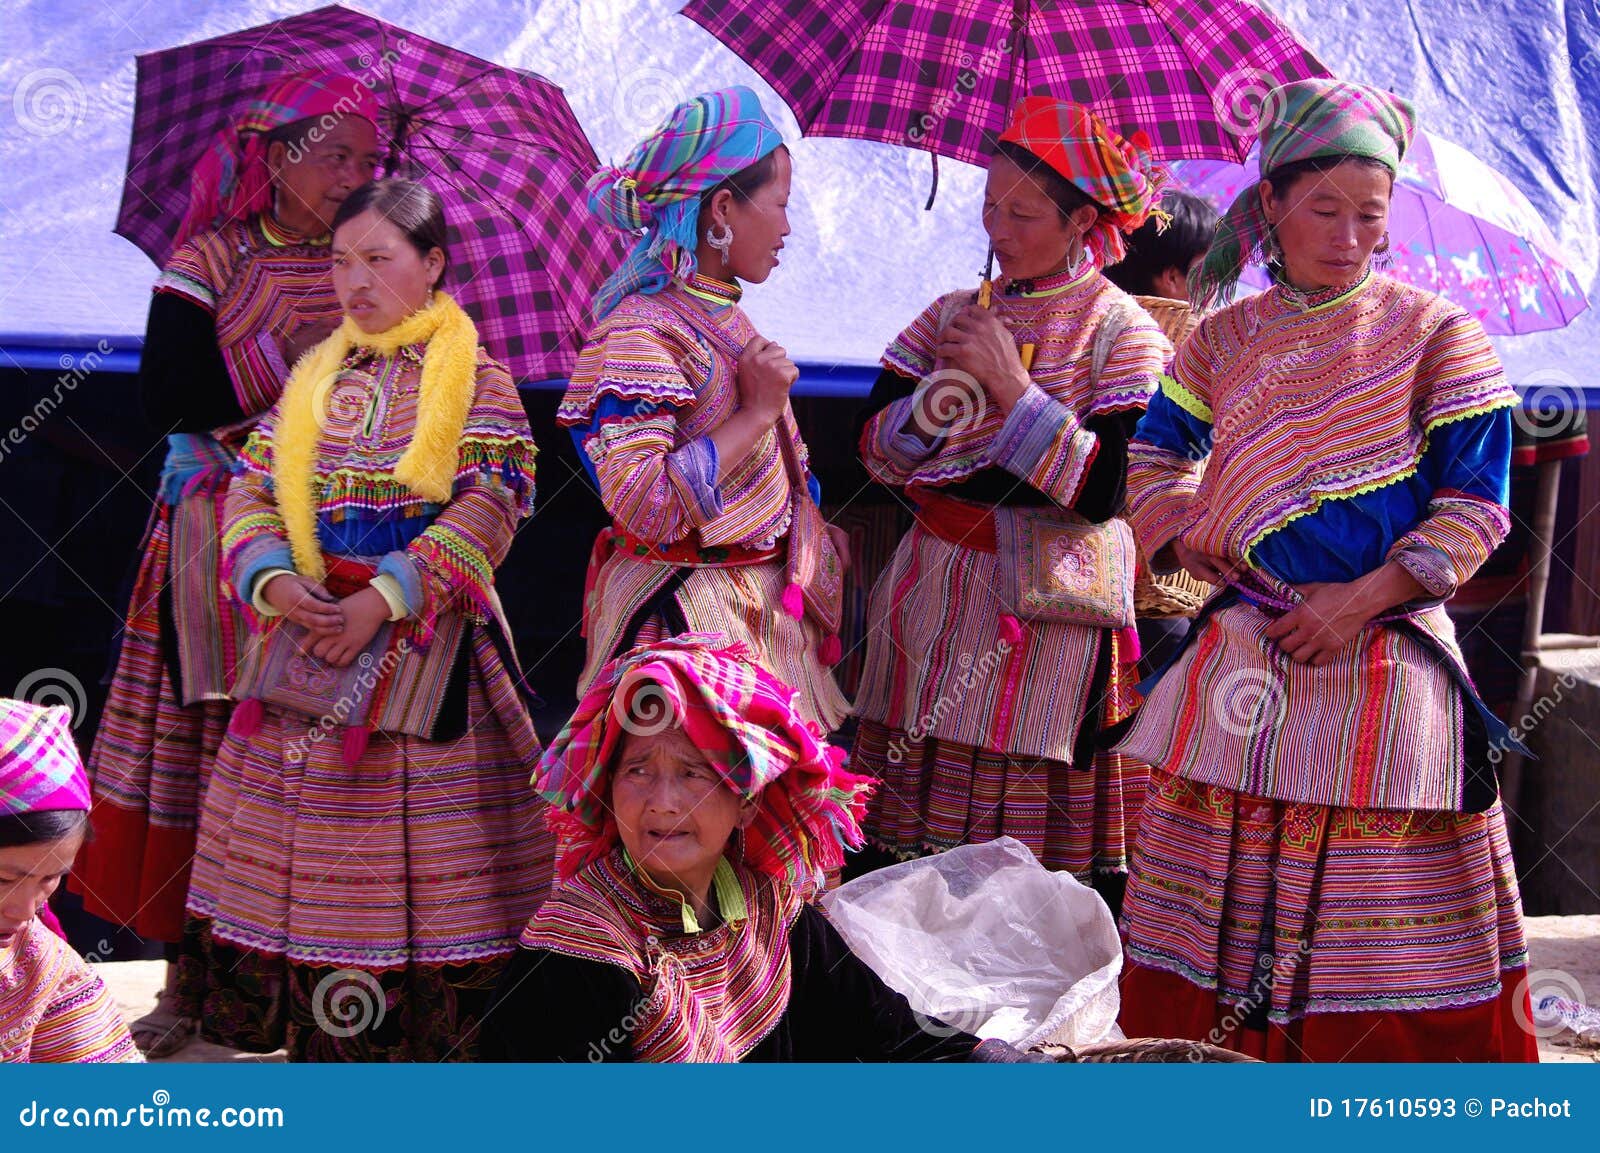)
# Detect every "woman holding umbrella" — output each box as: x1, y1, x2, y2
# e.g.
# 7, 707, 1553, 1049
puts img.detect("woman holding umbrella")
73, 72, 382, 1057
849, 99, 1171, 910
1114, 79, 1535, 1062
559, 86, 849, 734
180, 179, 551, 1062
